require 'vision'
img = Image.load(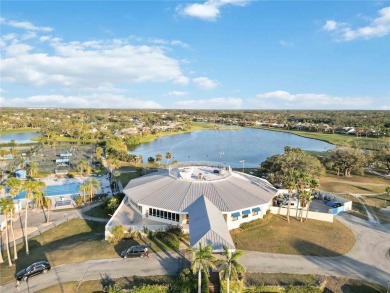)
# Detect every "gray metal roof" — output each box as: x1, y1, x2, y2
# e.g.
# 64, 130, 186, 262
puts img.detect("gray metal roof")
188, 195, 235, 251
124, 169, 277, 212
